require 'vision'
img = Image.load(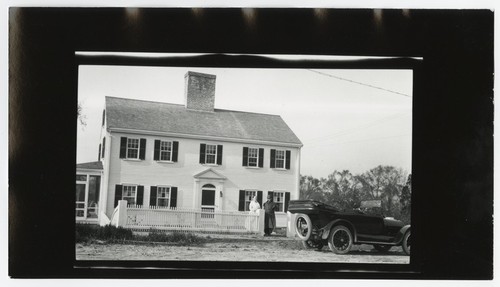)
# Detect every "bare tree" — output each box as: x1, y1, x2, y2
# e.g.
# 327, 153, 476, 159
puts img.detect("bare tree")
77, 102, 87, 128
